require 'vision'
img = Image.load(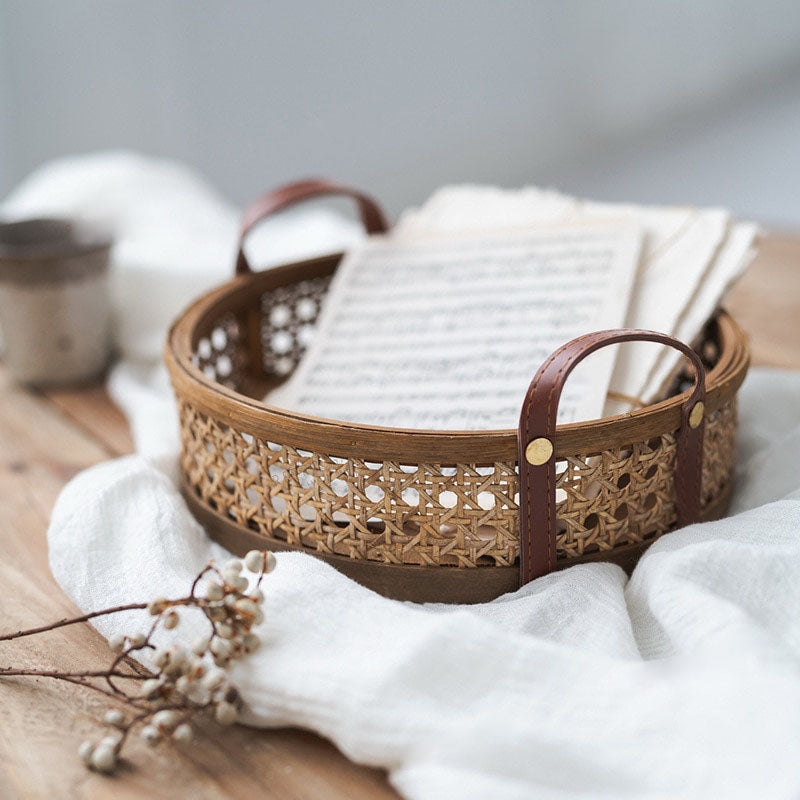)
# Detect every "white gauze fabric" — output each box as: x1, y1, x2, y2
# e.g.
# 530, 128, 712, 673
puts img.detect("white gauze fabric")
47, 370, 800, 800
